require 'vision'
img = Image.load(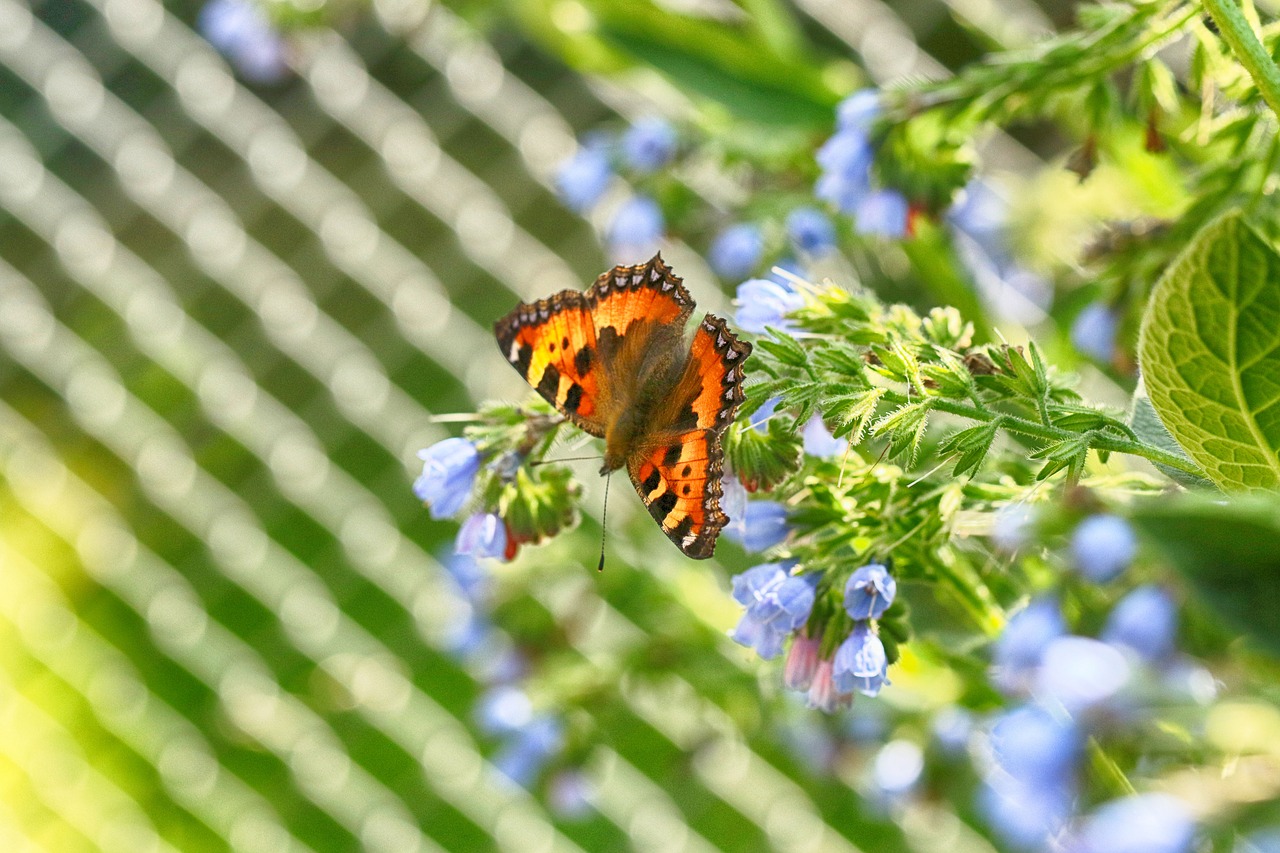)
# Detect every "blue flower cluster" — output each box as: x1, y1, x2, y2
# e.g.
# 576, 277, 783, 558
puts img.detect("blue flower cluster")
198, 0, 288, 84
414, 438, 481, 519
732, 561, 895, 713
553, 118, 678, 260
414, 436, 524, 563
721, 474, 790, 552
815, 90, 910, 238
977, 512, 1195, 850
